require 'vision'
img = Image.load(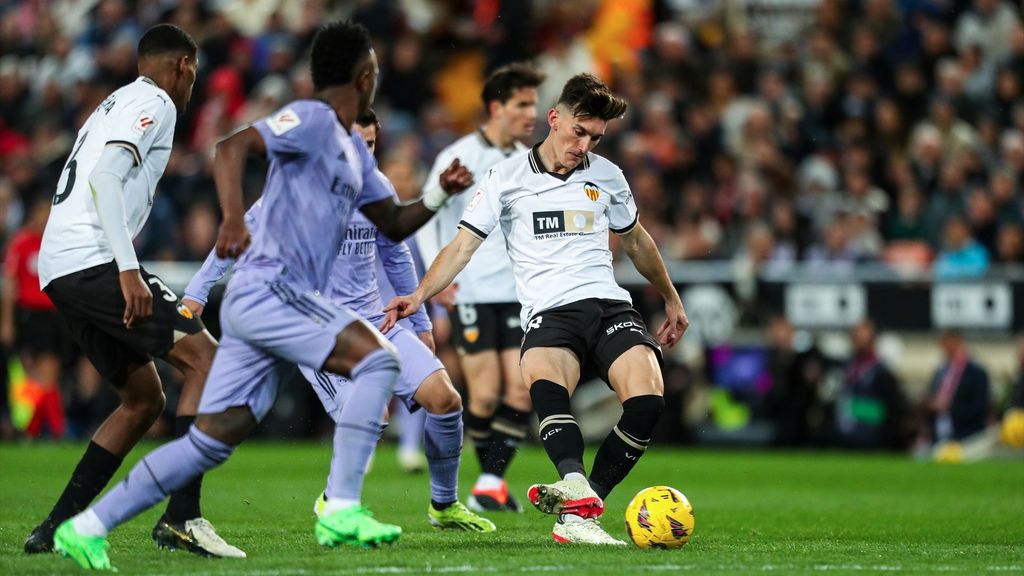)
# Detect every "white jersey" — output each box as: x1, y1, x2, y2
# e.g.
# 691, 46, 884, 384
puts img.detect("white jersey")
459, 145, 638, 325
39, 76, 176, 288
417, 129, 526, 304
